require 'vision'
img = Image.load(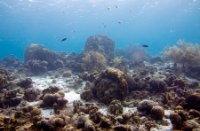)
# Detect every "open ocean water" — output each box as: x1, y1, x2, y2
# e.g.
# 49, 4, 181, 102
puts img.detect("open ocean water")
0, 0, 200, 59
